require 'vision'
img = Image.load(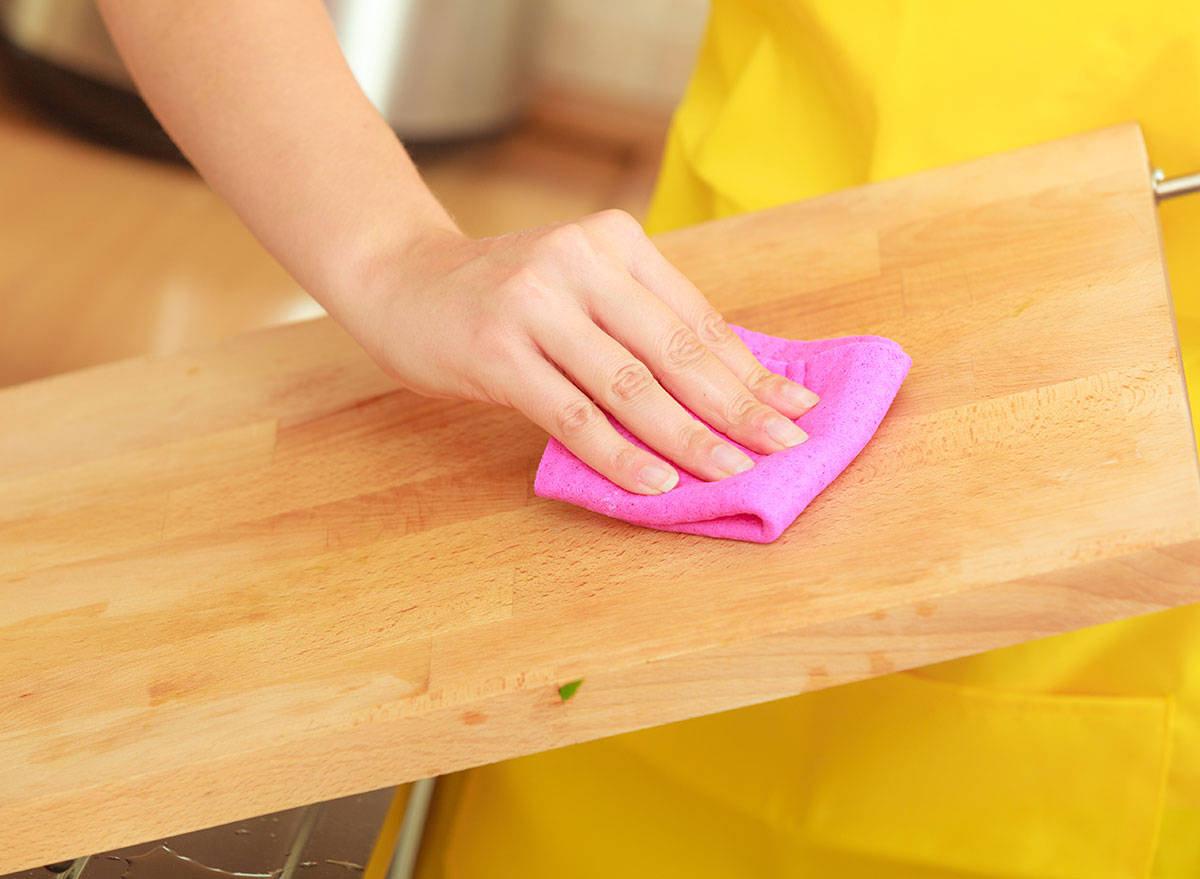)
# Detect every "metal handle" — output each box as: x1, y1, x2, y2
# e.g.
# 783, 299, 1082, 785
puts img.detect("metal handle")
387, 777, 437, 879
1152, 168, 1200, 201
